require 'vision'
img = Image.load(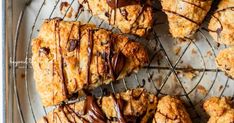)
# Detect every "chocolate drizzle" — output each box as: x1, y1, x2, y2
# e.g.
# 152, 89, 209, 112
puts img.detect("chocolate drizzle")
111, 94, 127, 123
39, 47, 50, 55
86, 30, 94, 84
65, 105, 89, 123
54, 18, 68, 98
107, 36, 126, 80
111, 52, 125, 79
106, 0, 144, 9
85, 96, 107, 123
80, 0, 148, 33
